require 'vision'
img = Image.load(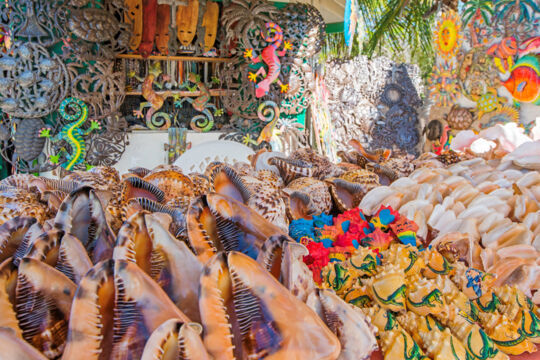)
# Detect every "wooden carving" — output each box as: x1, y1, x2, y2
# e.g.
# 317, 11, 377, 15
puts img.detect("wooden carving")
155, 3, 171, 54
176, 0, 199, 46
201, 1, 219, 52
125, 0, 143, 51
139, 0, 158, 57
